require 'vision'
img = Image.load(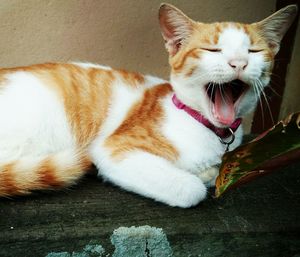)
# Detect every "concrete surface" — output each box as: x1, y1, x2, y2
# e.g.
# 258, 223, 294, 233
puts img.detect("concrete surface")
0, 159, 299, 257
